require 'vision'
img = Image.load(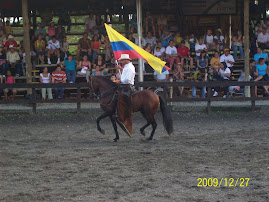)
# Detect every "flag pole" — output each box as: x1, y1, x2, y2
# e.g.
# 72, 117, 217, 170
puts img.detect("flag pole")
136, 0, 144, 89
